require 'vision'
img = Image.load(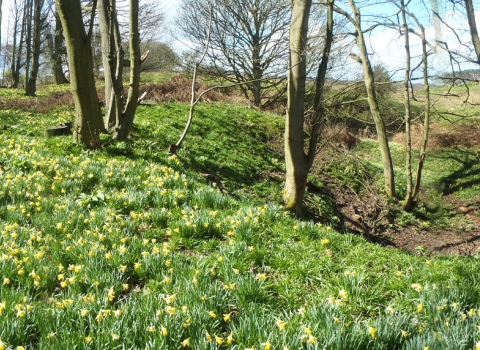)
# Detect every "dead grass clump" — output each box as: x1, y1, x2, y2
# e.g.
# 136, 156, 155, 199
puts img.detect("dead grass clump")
322, 124, 360, 150
392, 122, 480, 149
0, 90, 74, 112
142, 74, 226, 103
